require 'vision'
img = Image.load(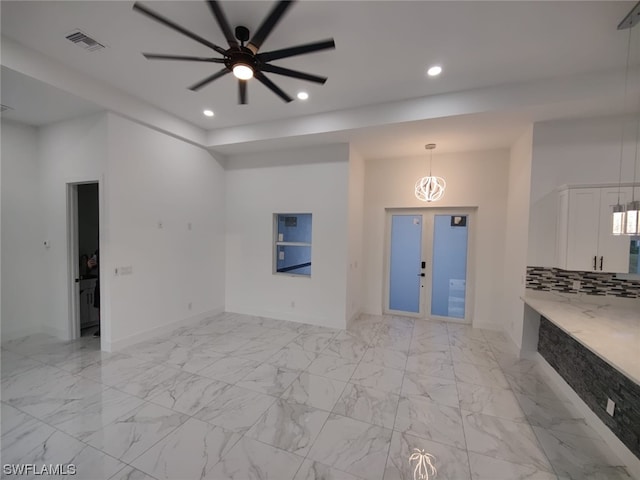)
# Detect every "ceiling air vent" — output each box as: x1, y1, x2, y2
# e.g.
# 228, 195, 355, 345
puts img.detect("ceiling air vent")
0, 104, 14, 113
65, 29, 105, 52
